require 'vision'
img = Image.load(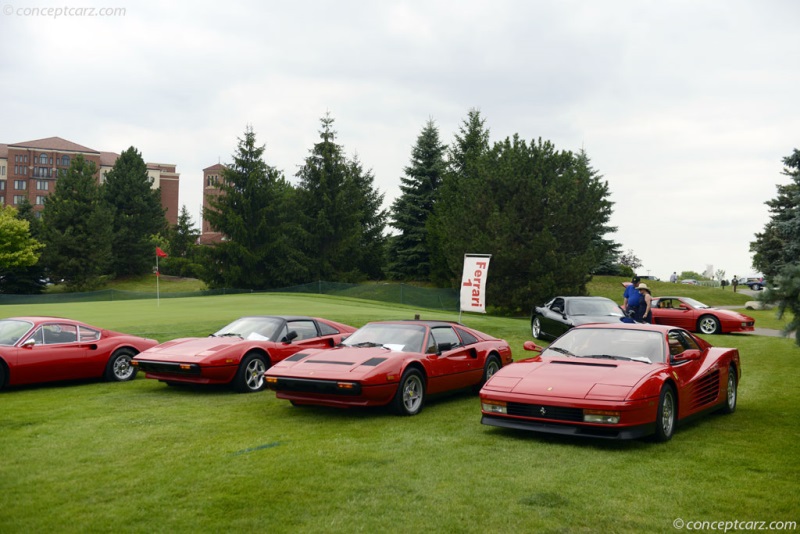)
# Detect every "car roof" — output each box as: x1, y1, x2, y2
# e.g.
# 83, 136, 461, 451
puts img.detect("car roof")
3, 316, 72, 322
237, 315, 318, 321
367, 320, 465, 328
